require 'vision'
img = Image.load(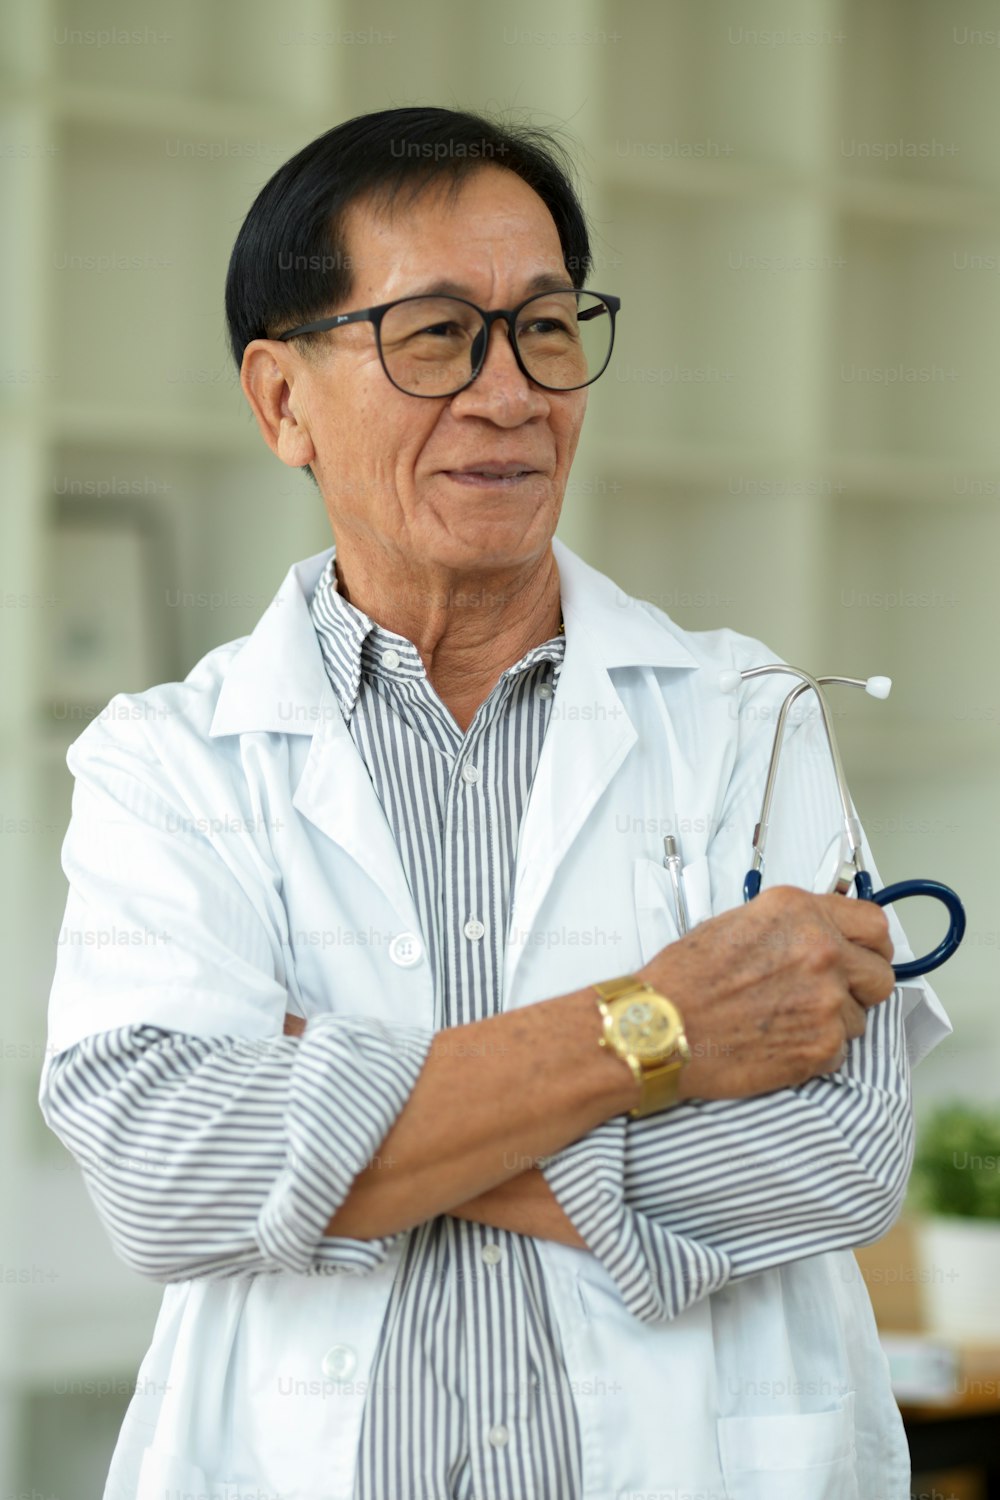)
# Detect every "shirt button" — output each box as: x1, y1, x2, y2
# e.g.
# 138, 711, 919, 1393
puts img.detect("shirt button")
380, 647, 401, 669
488, 1423, 510, 1448
481, 1243, 503, 1266
389, 932, 423, 966
321, 1344, 356, 1380
461, 763, 481, 784
463, 918, 485, 941
537, 684, 553, 699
